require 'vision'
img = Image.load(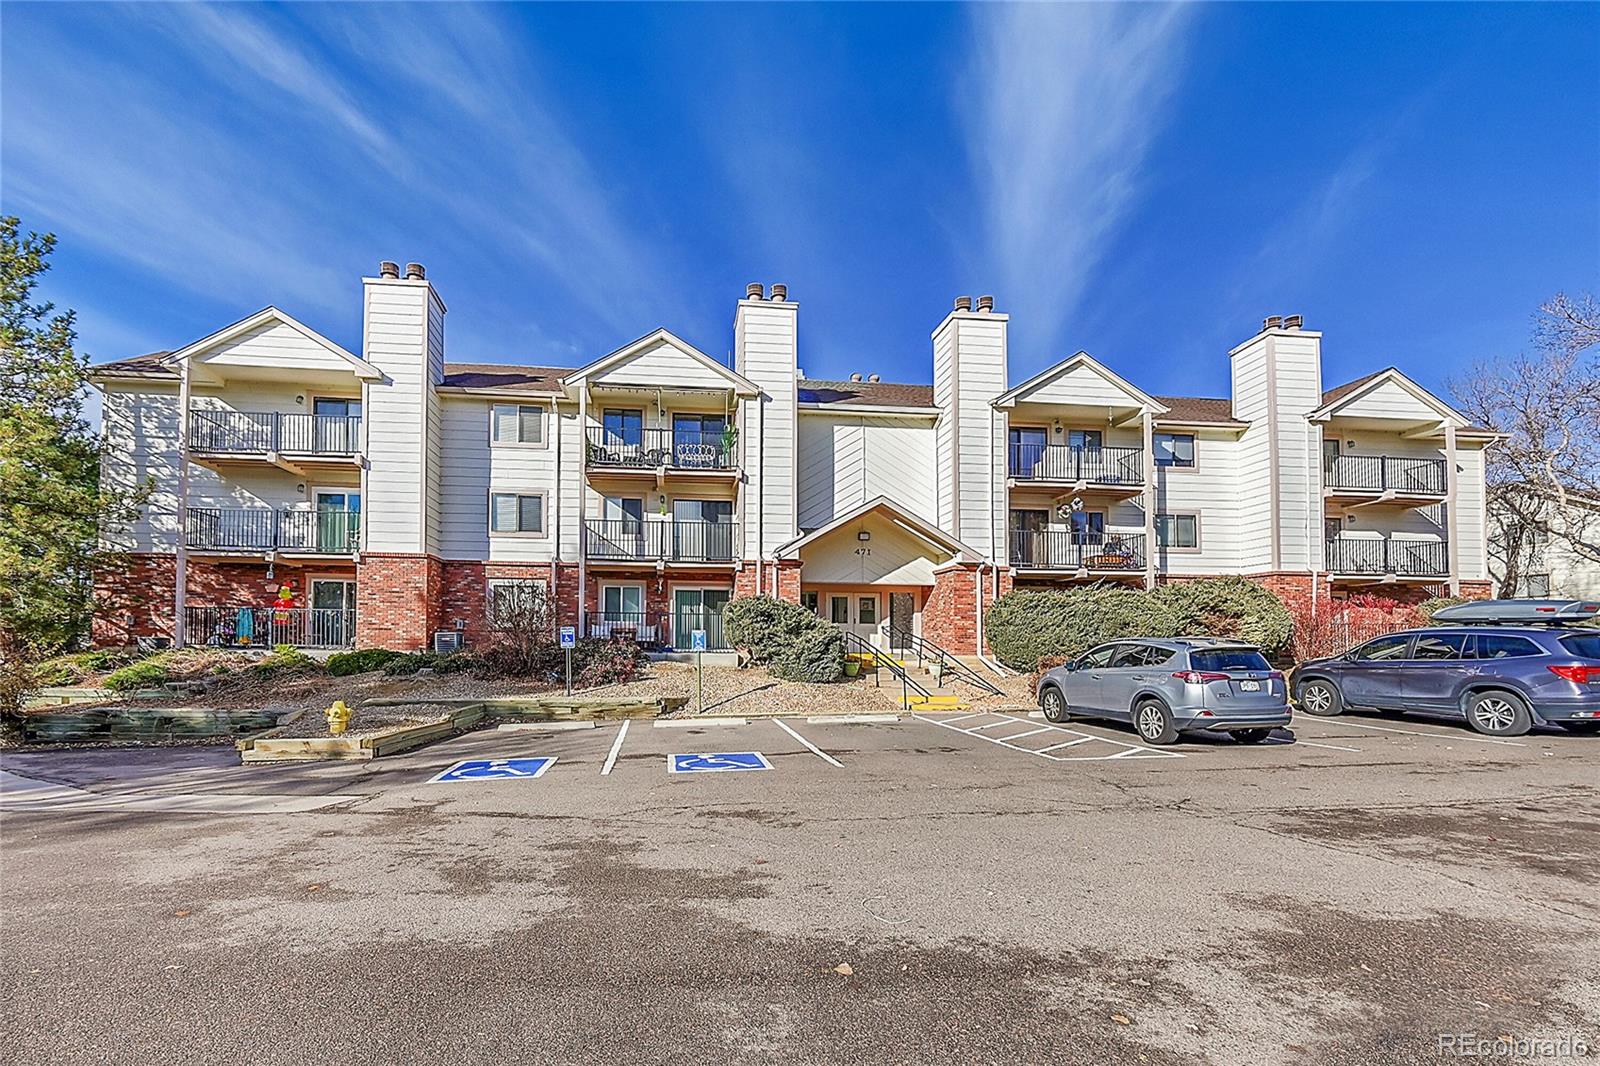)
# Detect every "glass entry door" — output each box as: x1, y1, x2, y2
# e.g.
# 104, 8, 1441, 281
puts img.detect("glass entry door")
673, 588, 730, 650
315, 490, 360, 552
309, 579, 356, 647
